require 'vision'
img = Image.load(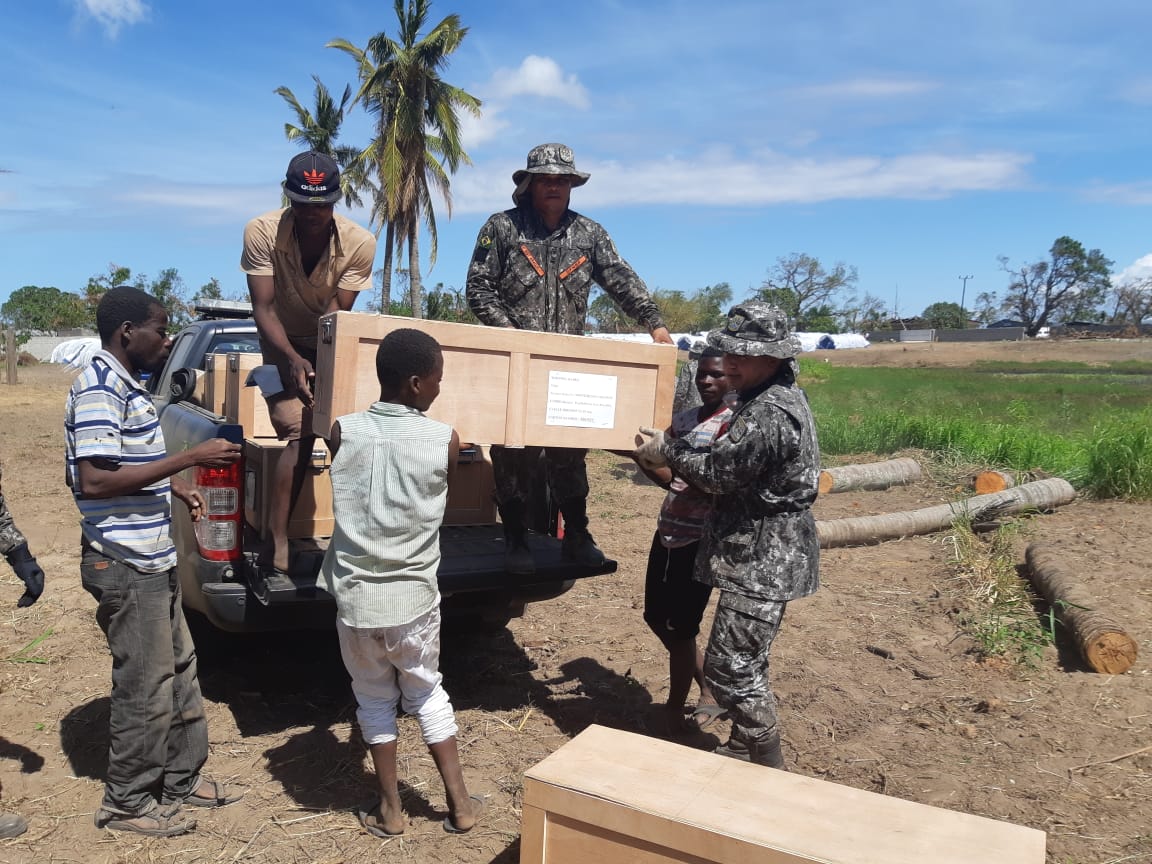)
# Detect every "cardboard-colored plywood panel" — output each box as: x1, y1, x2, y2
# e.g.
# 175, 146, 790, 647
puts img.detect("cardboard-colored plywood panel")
244, 439, 333, 540
312, 312, 676, 448
520, 725, 1045, 864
